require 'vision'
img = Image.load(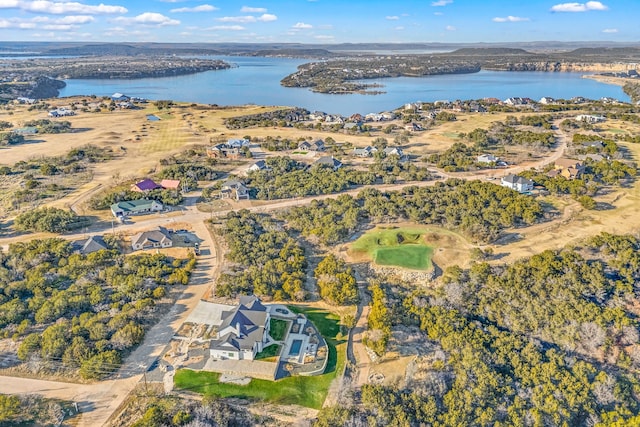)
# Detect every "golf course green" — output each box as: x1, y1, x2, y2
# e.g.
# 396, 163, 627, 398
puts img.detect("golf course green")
350, 227, 434, 270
